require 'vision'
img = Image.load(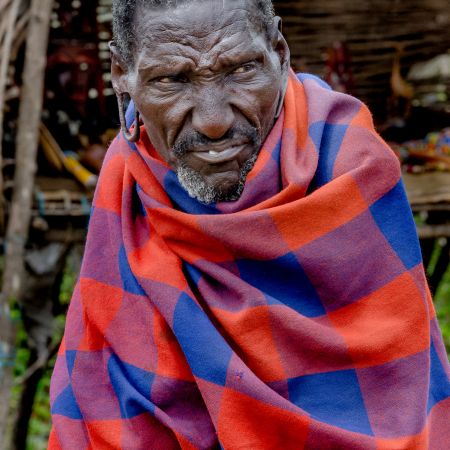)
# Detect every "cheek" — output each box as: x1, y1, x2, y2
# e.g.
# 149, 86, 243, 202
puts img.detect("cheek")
229, 70, 282, 119
134, 91, 188, 155
230, 82, 280, 132
135, 92, 174, 130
